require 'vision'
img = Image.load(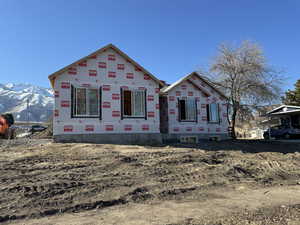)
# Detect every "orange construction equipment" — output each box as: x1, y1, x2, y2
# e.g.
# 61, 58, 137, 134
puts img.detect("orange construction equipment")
0, 114, 15, 139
